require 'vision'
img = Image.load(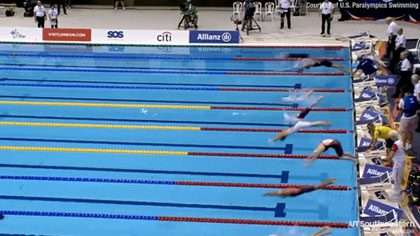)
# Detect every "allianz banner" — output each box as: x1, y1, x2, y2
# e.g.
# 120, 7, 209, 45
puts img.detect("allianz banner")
189, 31, 240, 44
